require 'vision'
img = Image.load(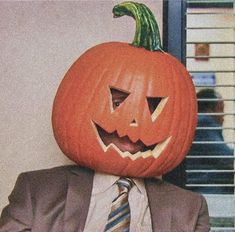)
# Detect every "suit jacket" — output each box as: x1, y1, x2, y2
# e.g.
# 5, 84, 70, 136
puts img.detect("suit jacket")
0, 165, 210, 232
